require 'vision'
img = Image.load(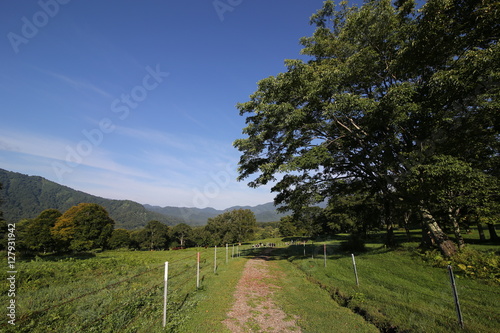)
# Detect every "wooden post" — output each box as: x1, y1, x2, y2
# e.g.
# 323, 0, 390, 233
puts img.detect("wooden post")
163, 262, 169, 327
352, 254, 359, 286
226, 244, 228, 264
448, 265, 464, 328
